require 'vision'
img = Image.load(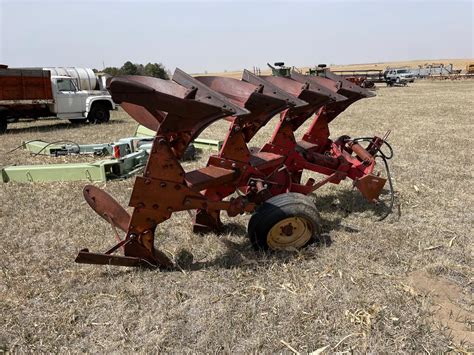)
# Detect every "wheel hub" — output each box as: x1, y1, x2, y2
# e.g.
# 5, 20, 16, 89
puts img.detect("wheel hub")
267, 216, 313, 250
280, 223, 294, 236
